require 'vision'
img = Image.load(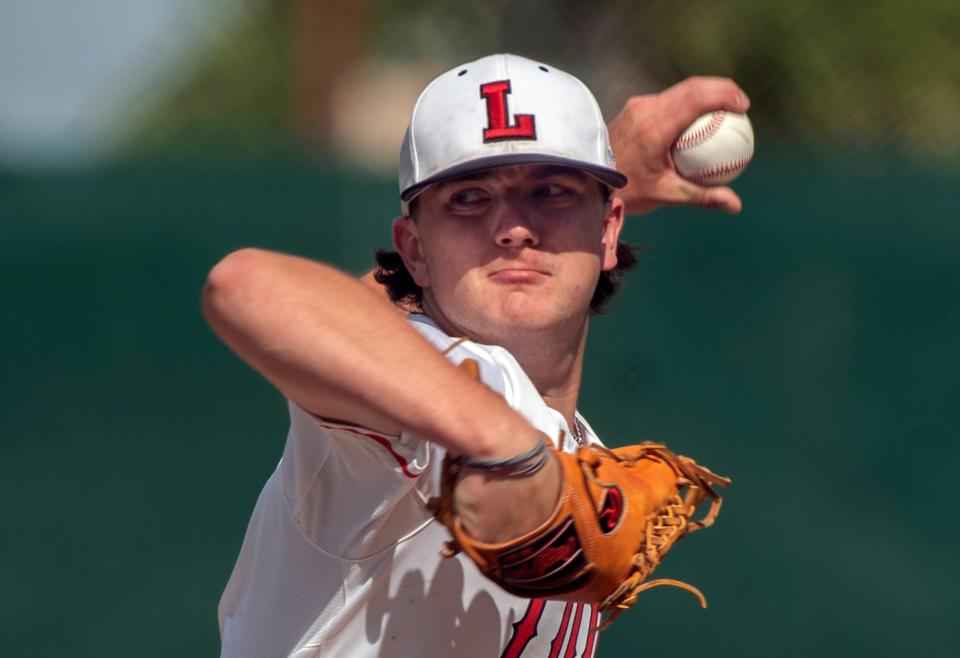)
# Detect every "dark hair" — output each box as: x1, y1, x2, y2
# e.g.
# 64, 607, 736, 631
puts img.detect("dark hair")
374, 241, 639, 315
